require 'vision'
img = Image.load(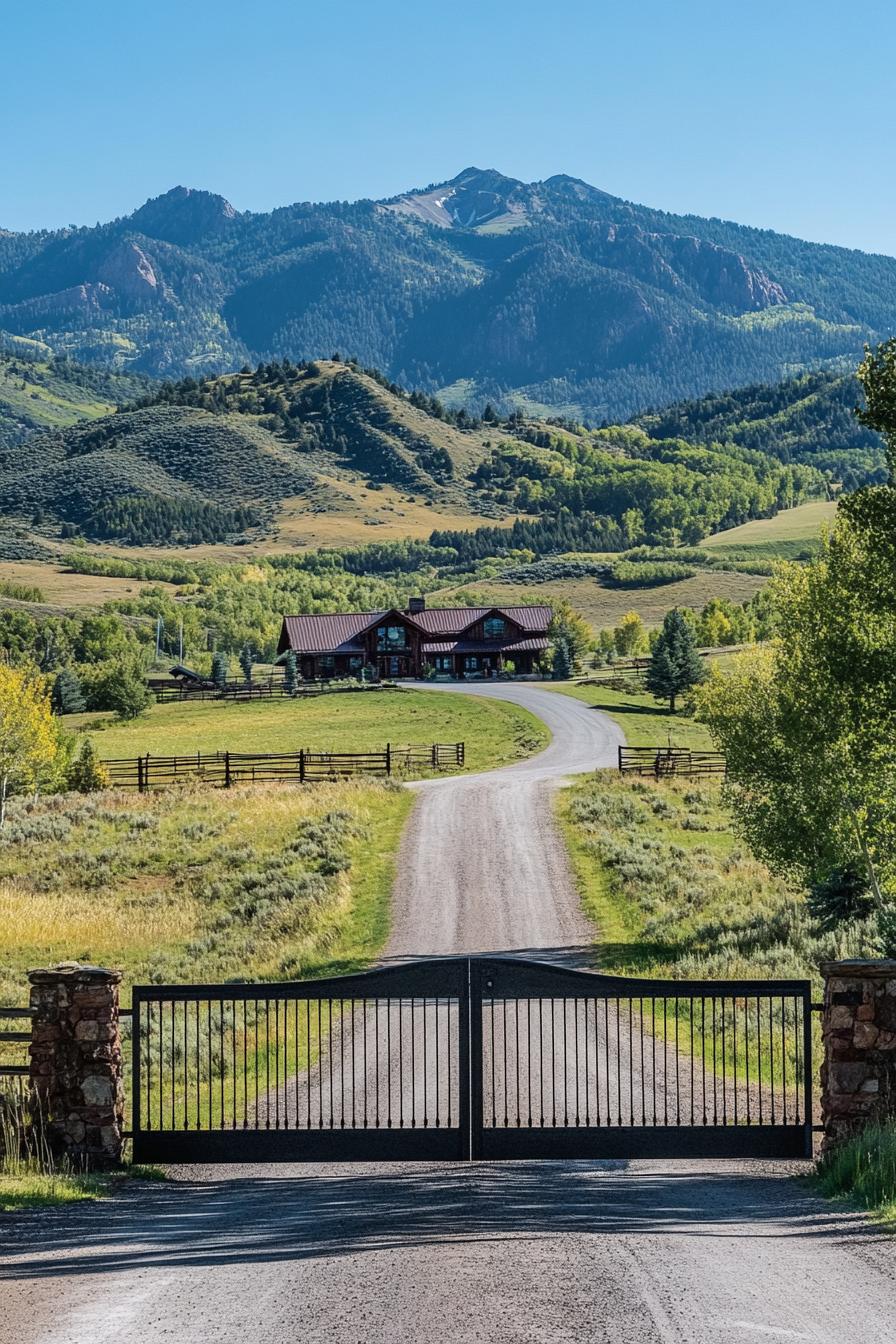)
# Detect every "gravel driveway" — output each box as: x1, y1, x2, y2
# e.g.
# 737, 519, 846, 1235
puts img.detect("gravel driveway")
4, 683, 896, 1344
